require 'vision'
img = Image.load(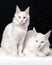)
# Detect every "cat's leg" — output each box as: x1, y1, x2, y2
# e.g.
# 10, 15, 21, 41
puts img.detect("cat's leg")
18, 43, 24, 56
23, 48, 32, 56
11, 44, 18, 57
42, 47, 51, 56
18, 36, 25, 56
38, 53, 46, 57
23, 48, 37, 56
